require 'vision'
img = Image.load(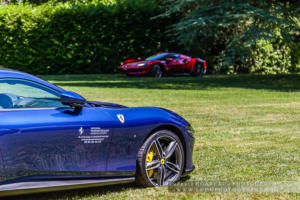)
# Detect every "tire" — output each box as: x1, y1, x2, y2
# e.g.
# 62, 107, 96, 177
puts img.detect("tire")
152, 64, 163, 78
193, 63, 204, 77
136, 130, 184, 187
